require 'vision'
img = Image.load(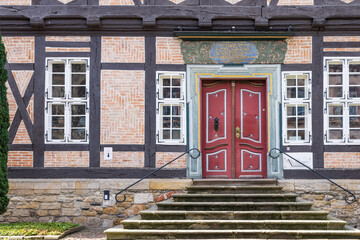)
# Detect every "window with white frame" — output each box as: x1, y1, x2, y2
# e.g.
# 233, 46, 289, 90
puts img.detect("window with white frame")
156, 72, 186, 144
282, 72, 312, 145
324, 58, 360, 144
45, 58, 89, 143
